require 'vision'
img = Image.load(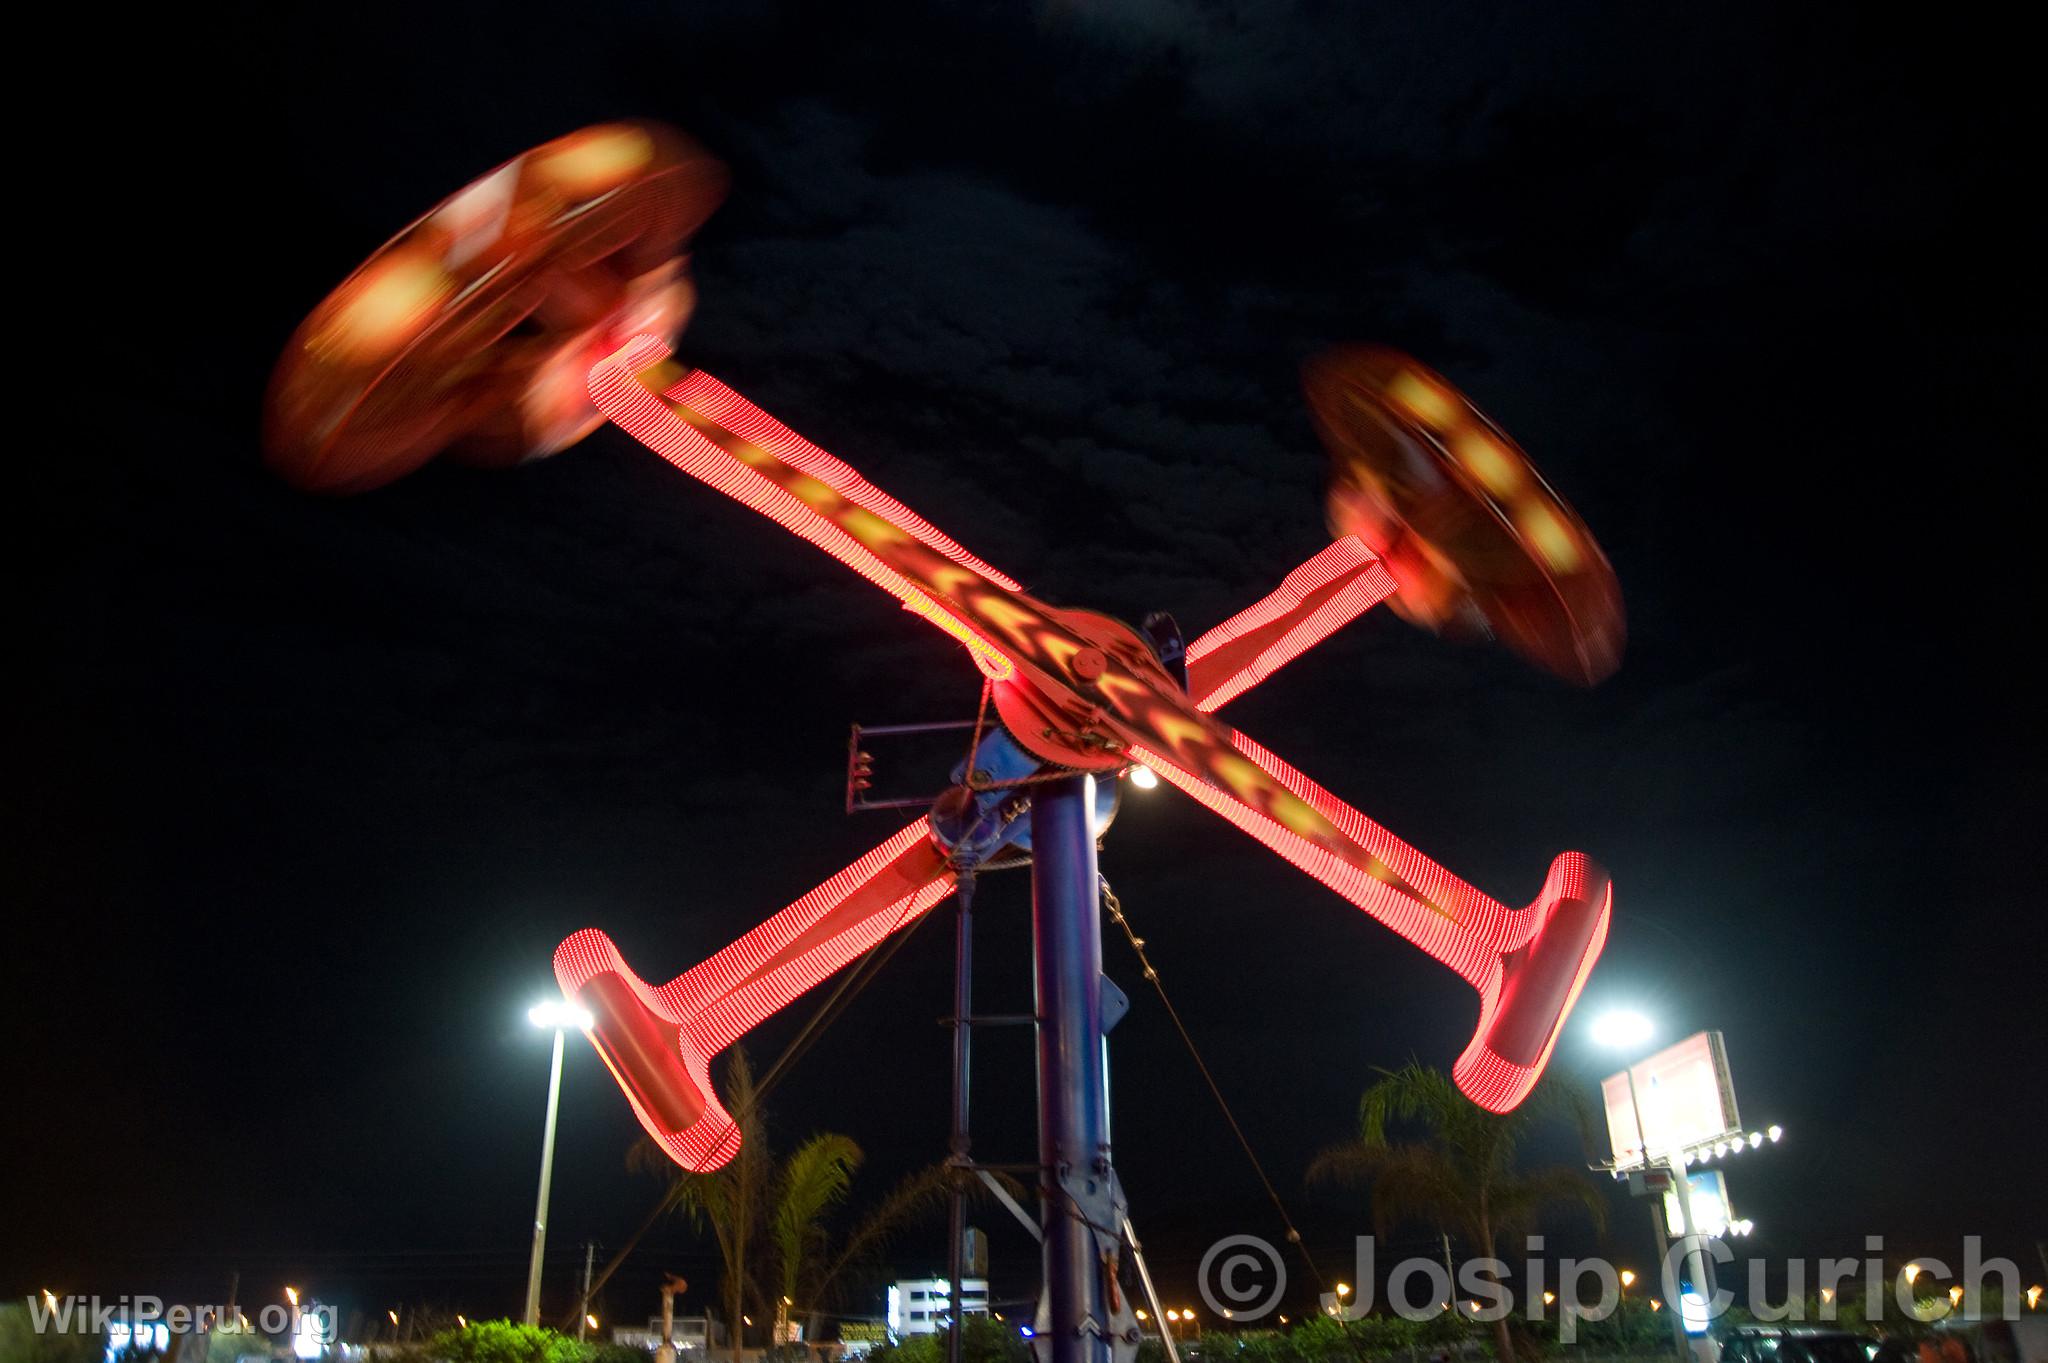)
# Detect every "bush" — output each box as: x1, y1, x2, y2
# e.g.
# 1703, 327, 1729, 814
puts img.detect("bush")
424, 1321, 593, 1363
0, 1303, 104, 1363
867, 1317, 1031, 1363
